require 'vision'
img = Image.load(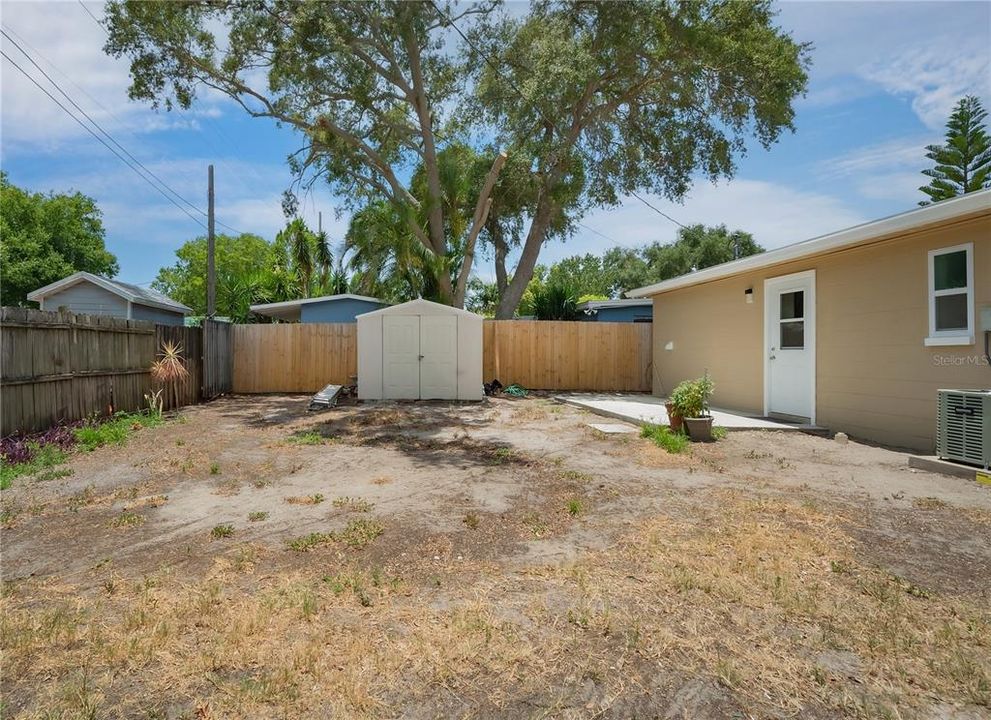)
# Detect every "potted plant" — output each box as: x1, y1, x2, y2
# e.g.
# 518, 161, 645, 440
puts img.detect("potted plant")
670, 373, 715, 442
664, 400, 684, 433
